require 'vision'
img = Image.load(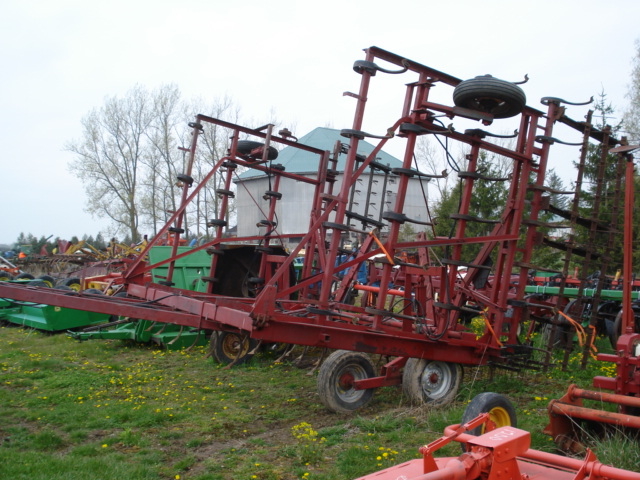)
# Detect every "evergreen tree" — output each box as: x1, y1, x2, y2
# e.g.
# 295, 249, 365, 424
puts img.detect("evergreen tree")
430, 150, 510, 263
572, 92, 625, 274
